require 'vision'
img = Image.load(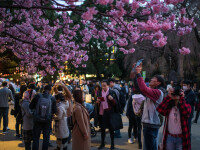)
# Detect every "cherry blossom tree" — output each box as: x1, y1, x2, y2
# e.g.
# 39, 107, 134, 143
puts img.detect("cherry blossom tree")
0, 0, 197, 76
